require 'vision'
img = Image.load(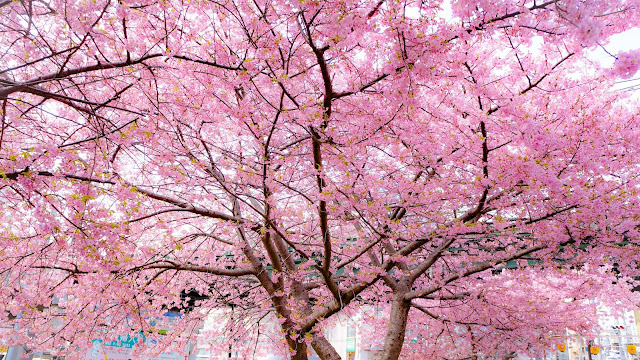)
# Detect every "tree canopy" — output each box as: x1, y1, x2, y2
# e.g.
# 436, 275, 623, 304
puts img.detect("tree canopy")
1, 0, 640, 359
